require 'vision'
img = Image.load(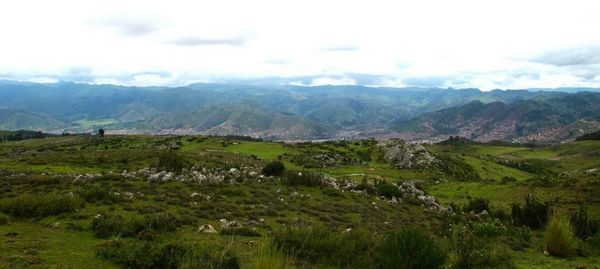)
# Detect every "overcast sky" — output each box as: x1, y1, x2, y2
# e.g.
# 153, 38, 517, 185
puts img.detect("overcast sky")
1, 0, 600, 90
